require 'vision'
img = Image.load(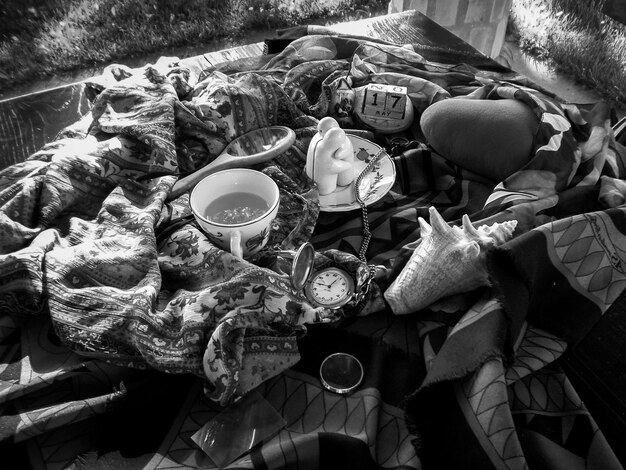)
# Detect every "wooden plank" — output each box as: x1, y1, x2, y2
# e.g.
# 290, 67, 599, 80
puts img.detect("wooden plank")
603, 0, 626, 25
181, 42, 264, 69
0, 83, 90, 168
323, 11, 502, 68
562, 293, 626, 465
